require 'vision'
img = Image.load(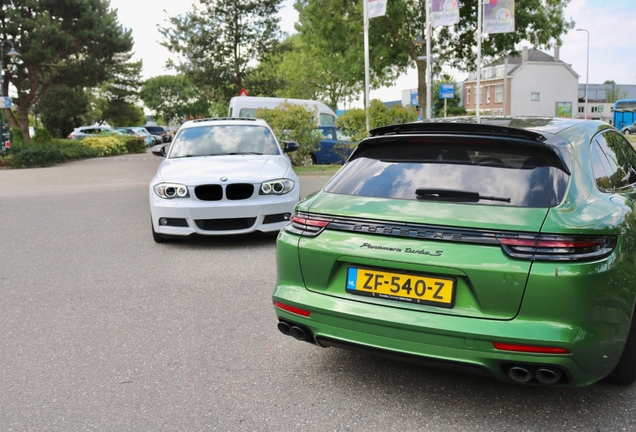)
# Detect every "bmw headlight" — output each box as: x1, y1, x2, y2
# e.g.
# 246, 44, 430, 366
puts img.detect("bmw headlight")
154, 183, 190, 199
260, 179, 295, 195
